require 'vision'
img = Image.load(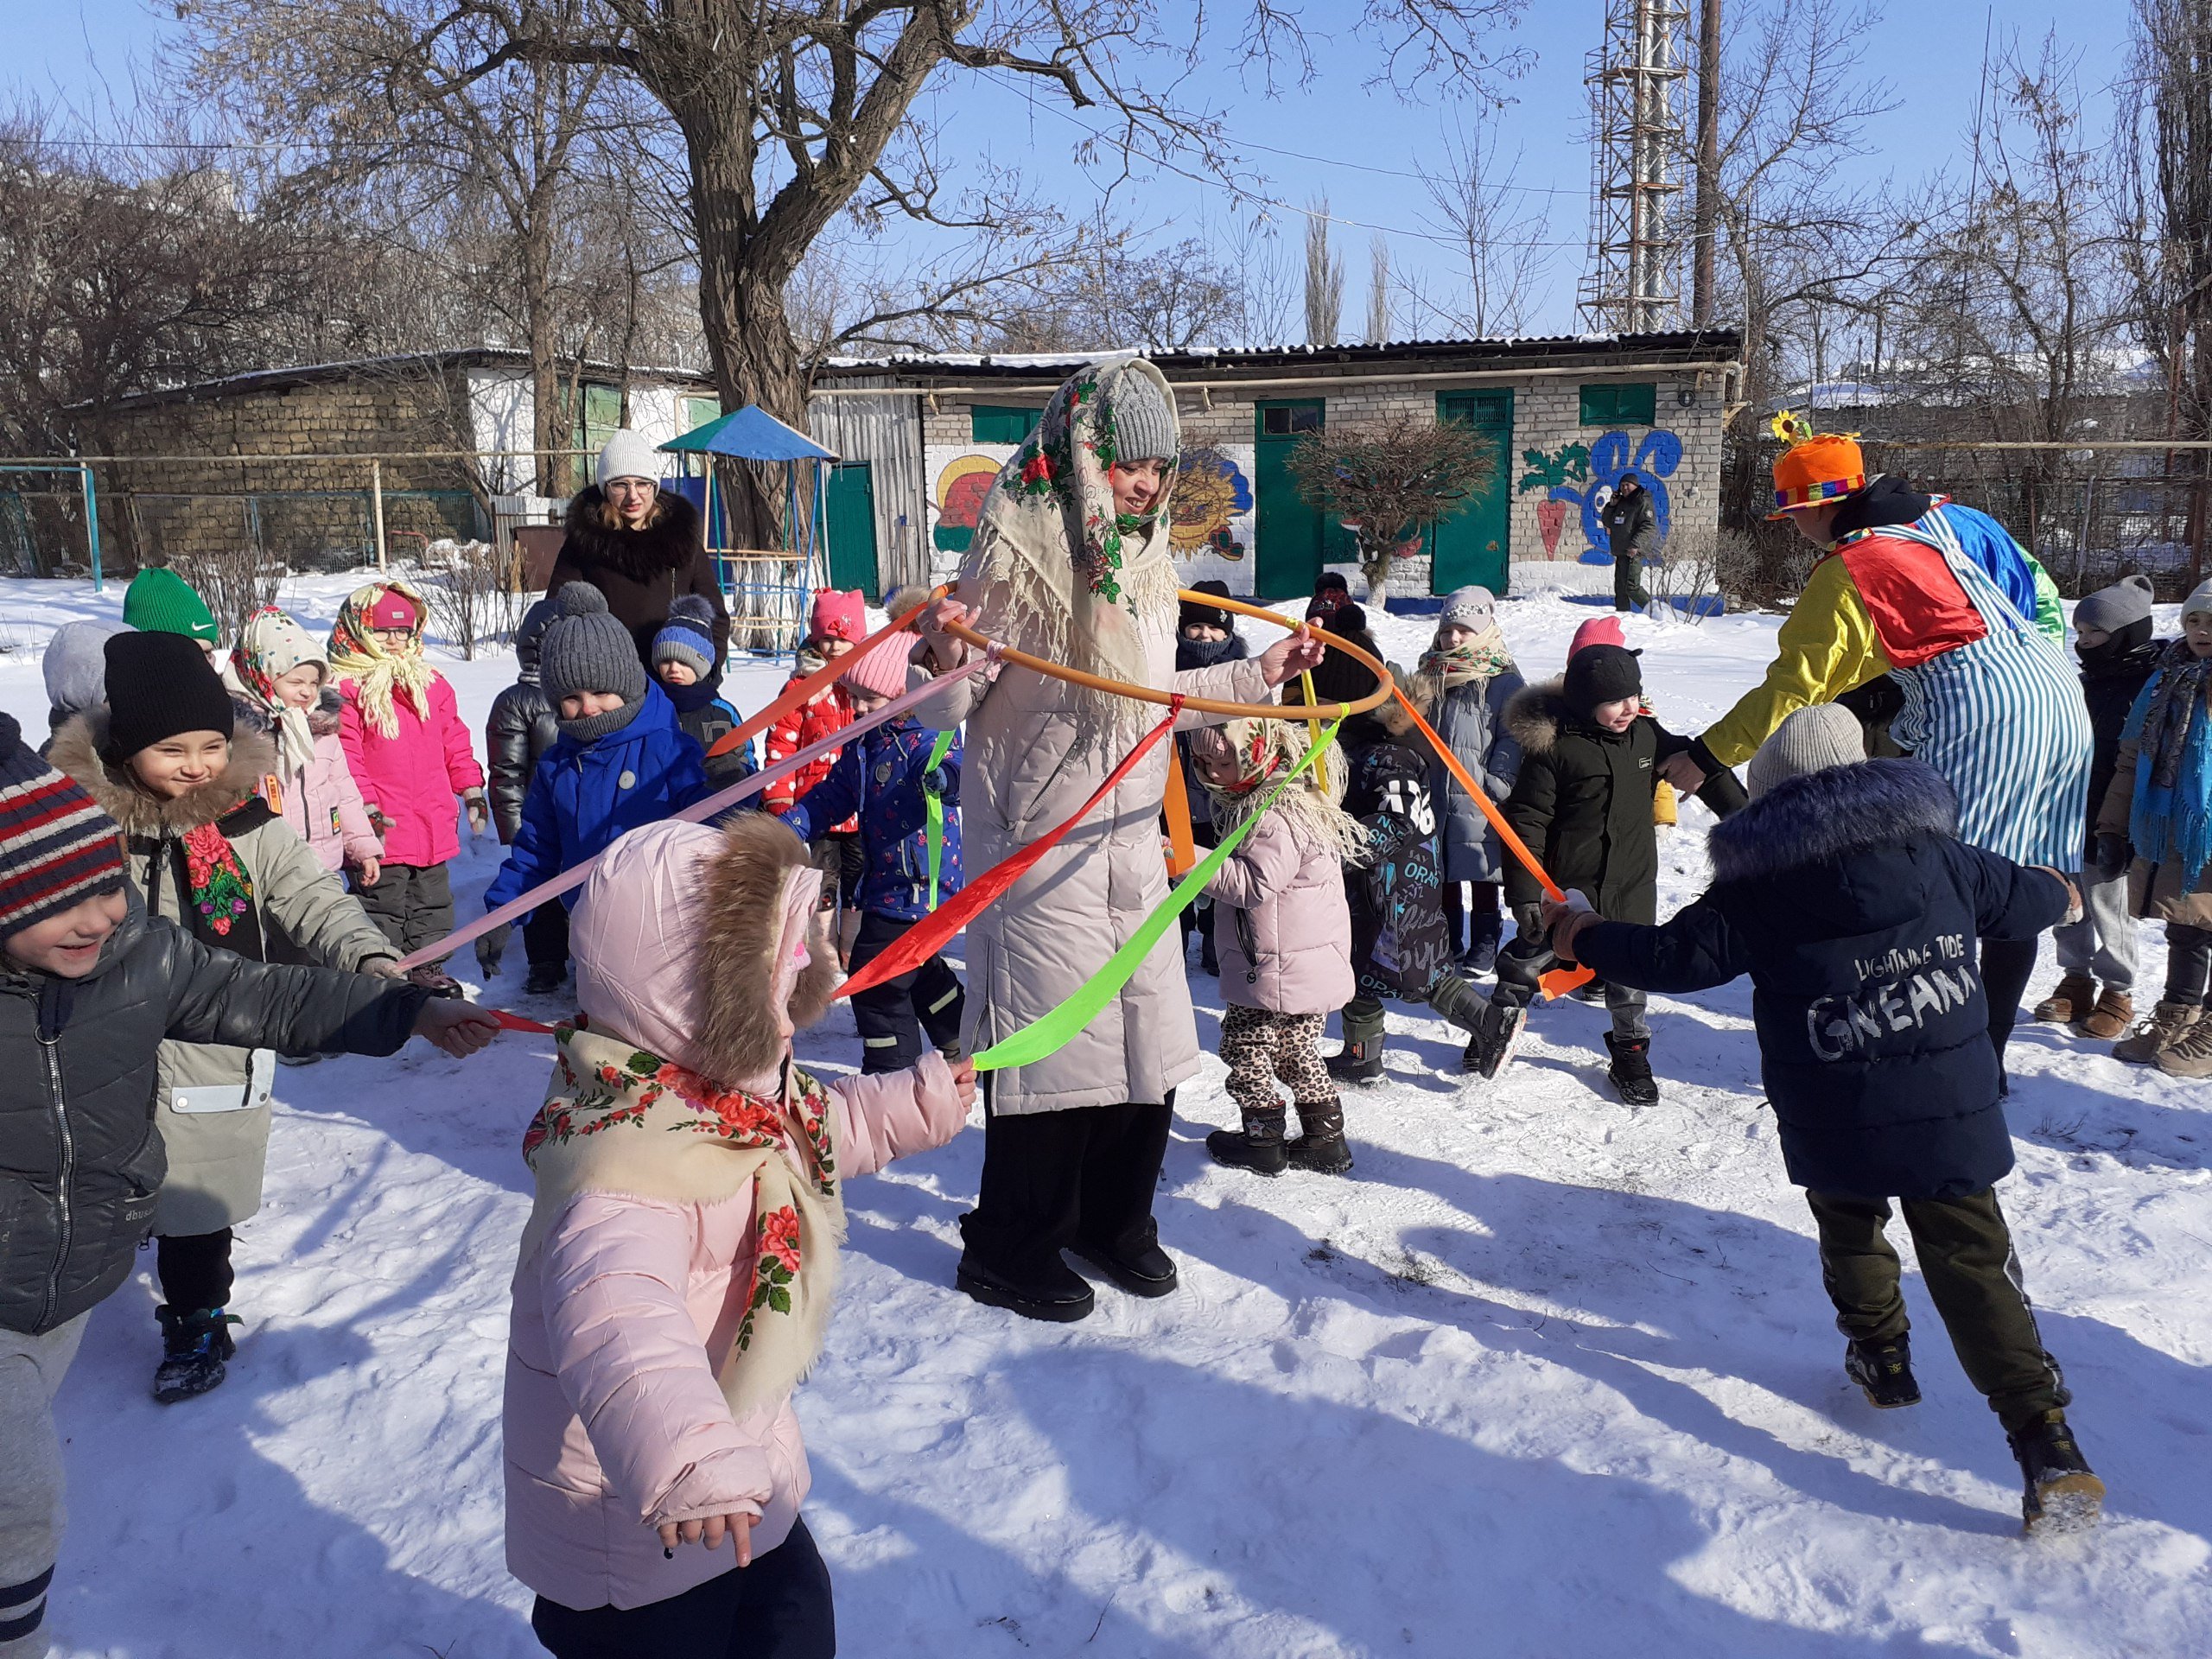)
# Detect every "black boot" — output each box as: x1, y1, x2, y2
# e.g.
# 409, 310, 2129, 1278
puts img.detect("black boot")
2008, 1410, 2105, 1535
524, 962, 568, 996
1603, 1031, 1660, 1105
1460, 906, 1503, 976
153, 1305, 241, 1404
954, 1252, 1096, 1324
1286, 1102, 1354, 1174
1069, 1230, 1179, 1298
1206, 1106, 1288, 1176
1464, 999, 1527, 1078
1844, 1335, 1923, 1408
1326, 1005, 1389, 1085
